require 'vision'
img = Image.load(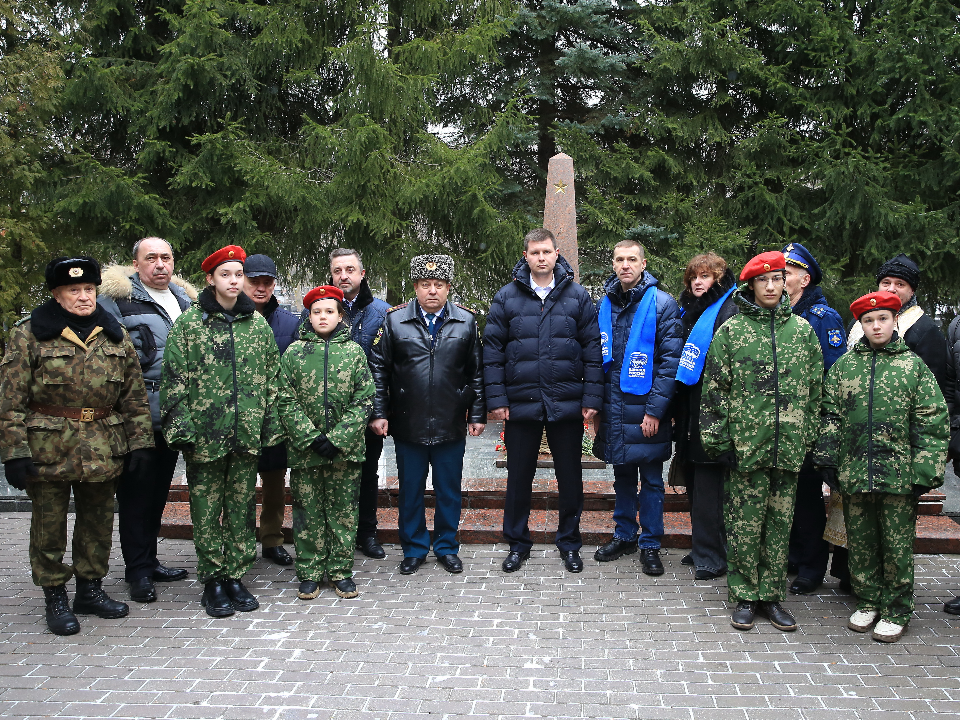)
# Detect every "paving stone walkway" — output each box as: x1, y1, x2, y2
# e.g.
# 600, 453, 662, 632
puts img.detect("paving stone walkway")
2, 515, 960, 719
